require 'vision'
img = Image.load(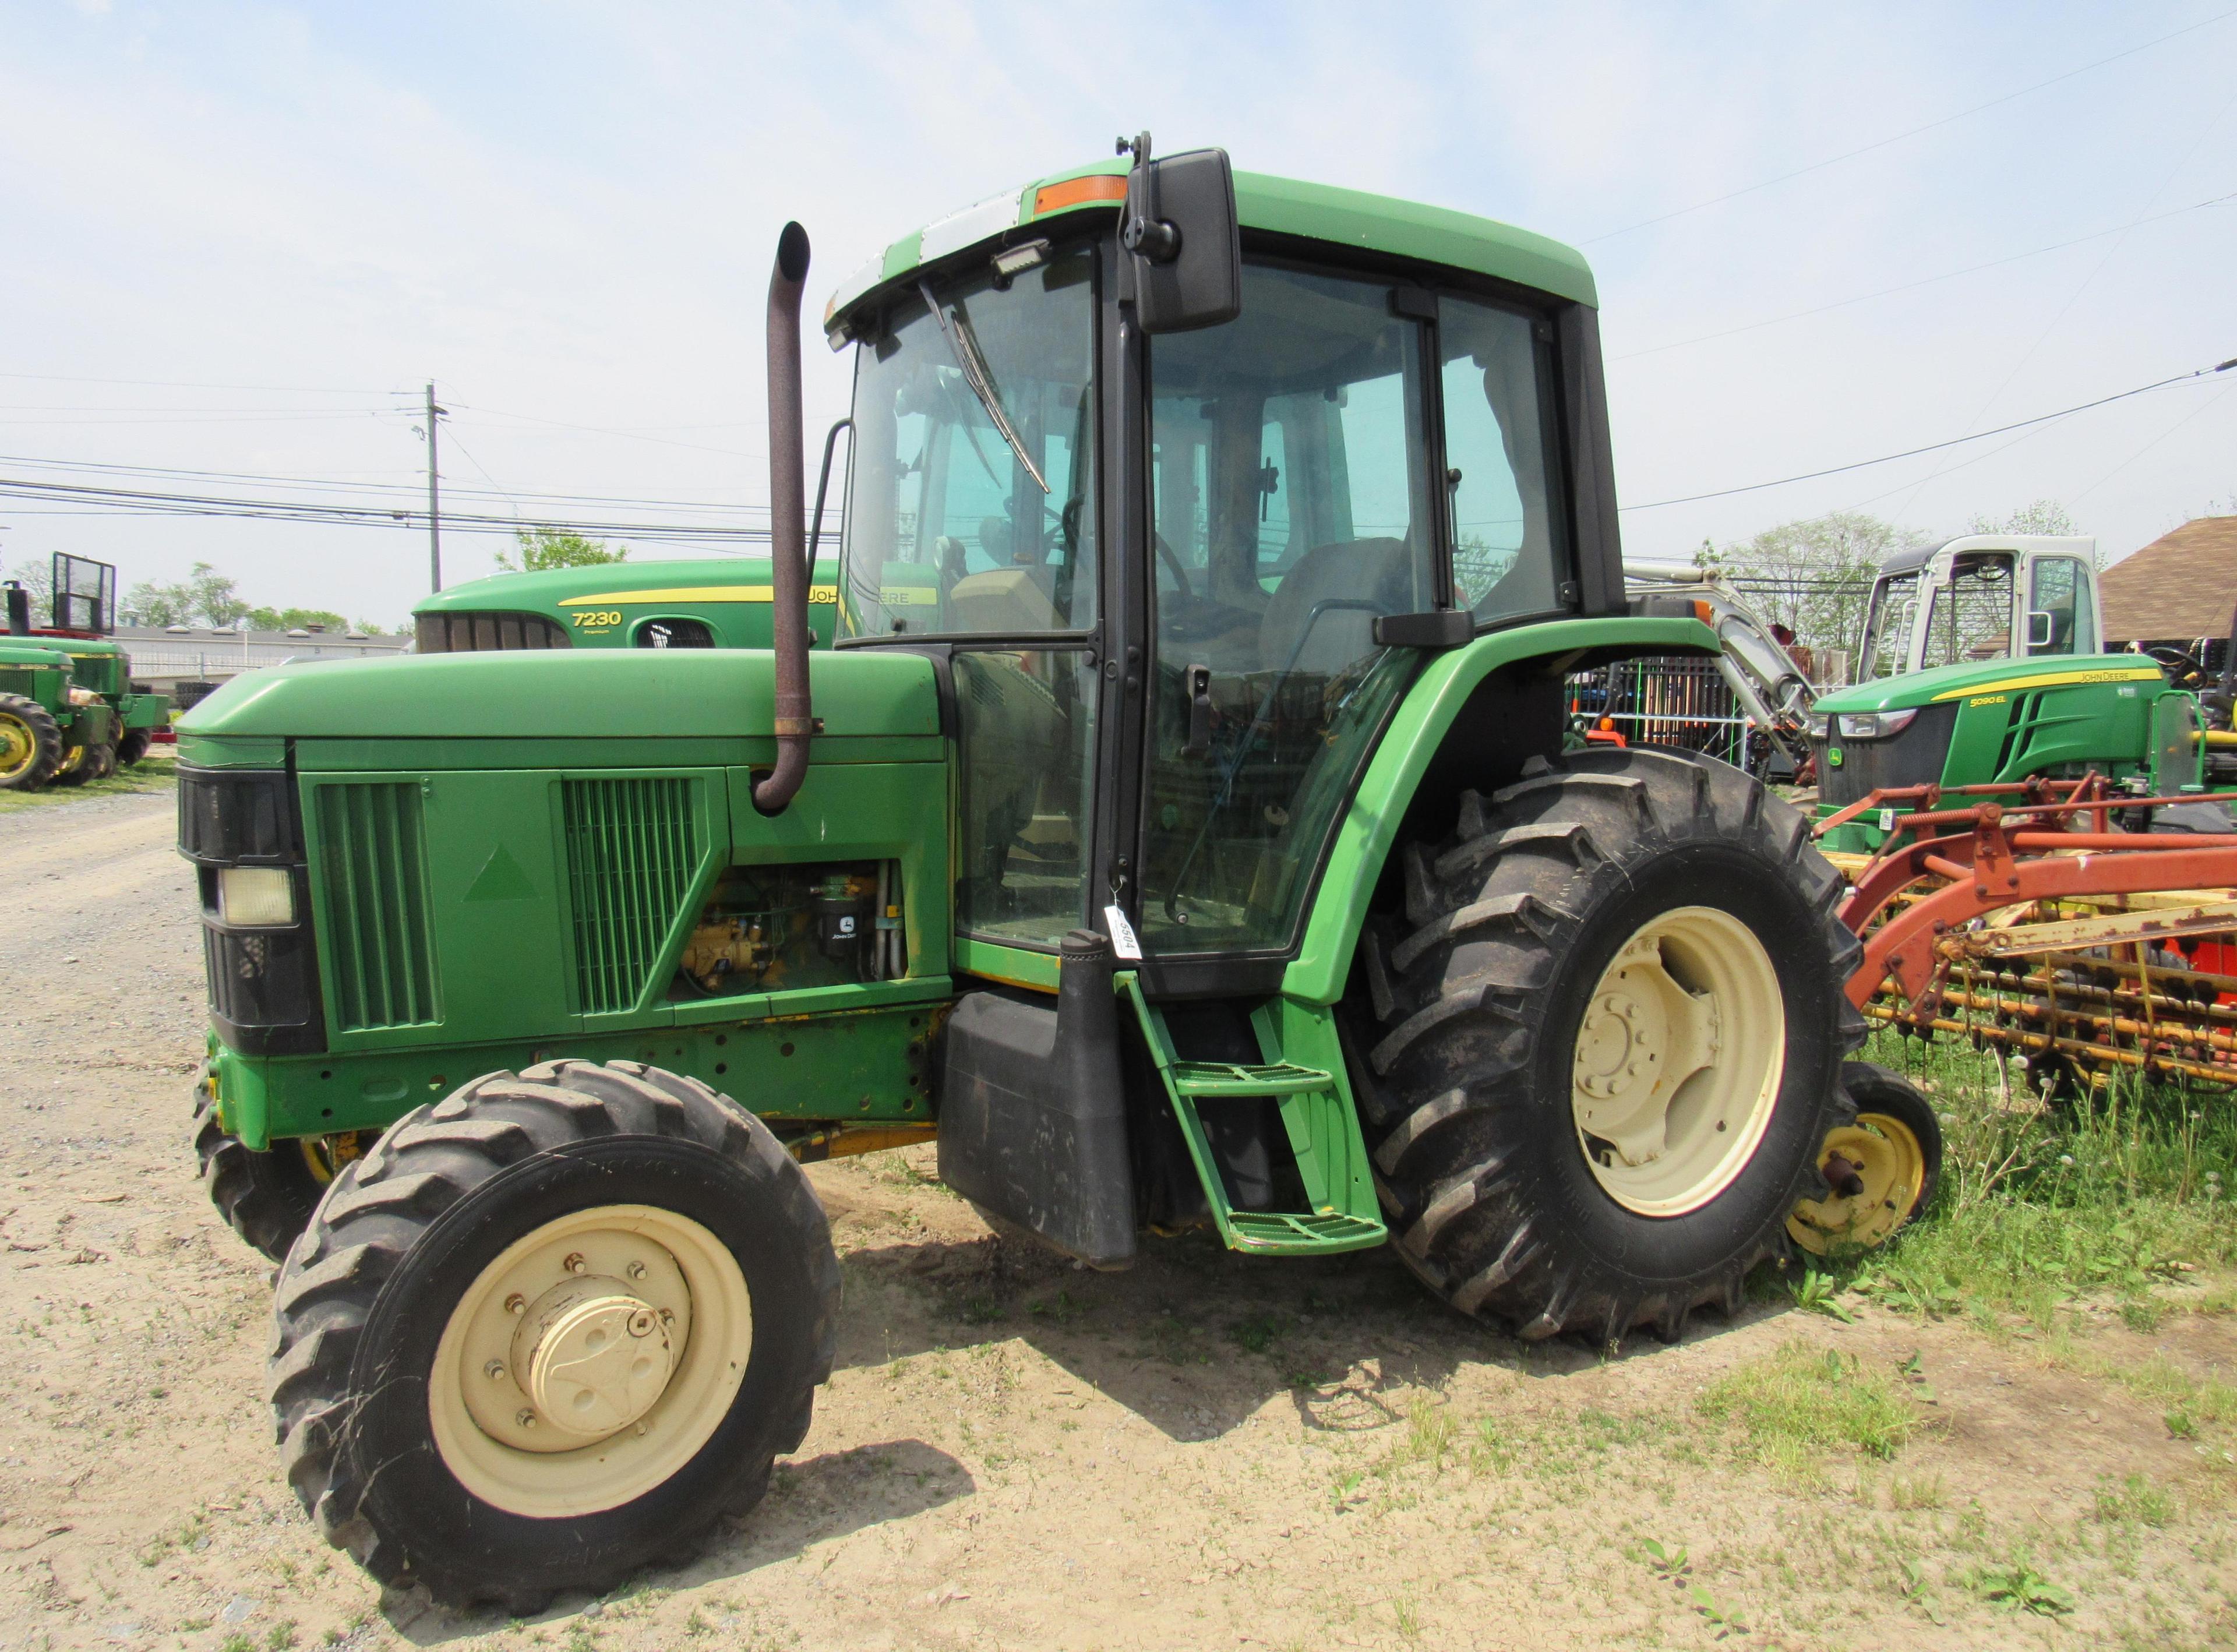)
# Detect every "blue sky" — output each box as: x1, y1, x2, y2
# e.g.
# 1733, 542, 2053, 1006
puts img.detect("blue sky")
3, 1, 2231, 624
